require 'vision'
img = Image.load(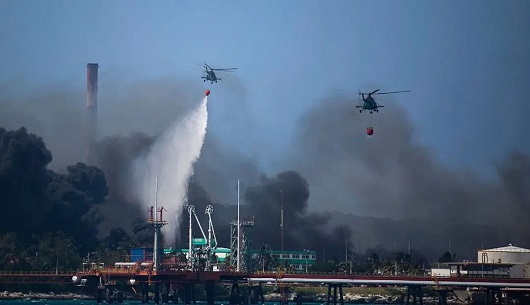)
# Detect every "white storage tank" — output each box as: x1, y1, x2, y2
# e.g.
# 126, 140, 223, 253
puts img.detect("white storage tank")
478, 244, 530, 264
478, 244, 530, 278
